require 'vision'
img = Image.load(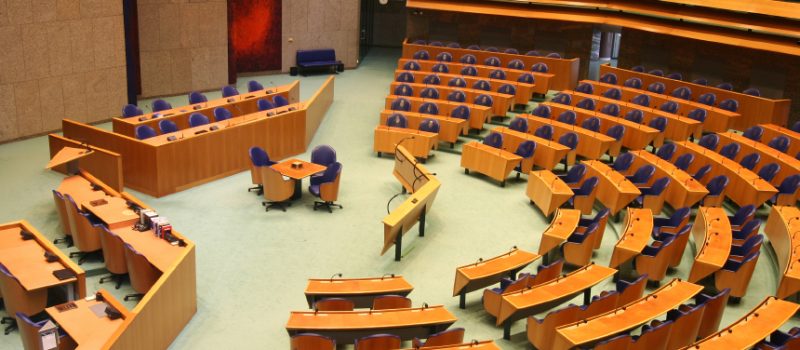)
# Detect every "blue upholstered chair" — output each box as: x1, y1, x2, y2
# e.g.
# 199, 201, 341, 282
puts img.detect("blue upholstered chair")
687, 108, 707, 123
626, 165, 655, 186
412, 39, 426, 44
188, 91, 207, 104
450, 105, 470, 120
634, 177, 671, 213
517, 73, 535, 84
624, 110, 644, 124
693, 164, 712, 182
472, 79, 491, 91
135, 125, 157, 140
189, 113, 210, 127
647, 82, 665, 94
483, 56, 501, 67
446, 42, 460, 48
354, 334, 400, 350
418, 102, 439, 115
390, 97, 411, 111
546, 52, 561, 58
122, 104, 143, 118
576, 82, 594, 94
624, 77, 643, 89
716, 82, 733, 91
531, 62, 549, 73
448, 77, 467, 88
651, 207, 691, 238
719, 142, 740, 160
309, 162, 343, 213
420, 87, 439, 99
412, 50, 430, 60
273, 95, 289, 107
600, 104, 620, 117
419, 118, 440, 133
769, 174, 800, 206
558, 164, 586, 185
648, 117, 667, 134
666, 72, 682, 80
612, 152, 634, 173
731, 220, 761, 244
728, 205, 756, 231
466, 44, 481, 50
674, 153, 694, 171
507, 59, 525, 70
757, 163, 781, 182
606, 125, 626, 147
394, 83, 413, 96
222, 86, 239, 98
599, 73, 617, 84
248, 146, 275, 194
671, 86, 692, 100
158, 119, 178, 134
551, 94, 571, 106
692, 78, 708, 85
214, 107, 232, 121
460, 65, 478, 76
648, 69, 664, 76
743, 87, 761, 96
532, 104, 552, 118
525, 50, 541, 56
738, 153, 760, 170
767, 135, 790, 153
447, 90, 466, 102
631, 94, 650, 107
535, 125, 554, 140
498, 84, 515, 96
558, 132, 579, 169
656, 143, 676, 161
422, 74, 440, 85
660, 101, 679, 114
412, 328, 465, 348
429, 41, 444, 47
311, 145, 336, 167
152, 99, 172, 112
792, 121, 800, 133
697, 92, 716, 106
509, 117, 528, 133
742, 126, 764, 141
484, 47, 499, 52
702, 175, 729, 207
566, 177, 598, 214
715, 250, 759, 299
396, 71, 414, 83
483, 132, 503, 149
631, 65, 645, 72
473, 94, 493, 108
719, 98, 739, 112
513, 141, 536, 177
435, 52, 452, 62
581, 117, 601, 132
387, 113, 408, 128
257, 99, 275, 111
699, 134, 719, 150
489, 69, 506, 80
403, 60, 421, 70
602, 88, 622, 100
431, 62, 449, 73
459, 54, 477, 64
247, 80, 264, 92
576, 98, 596, 111
557, 111, 576, 125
